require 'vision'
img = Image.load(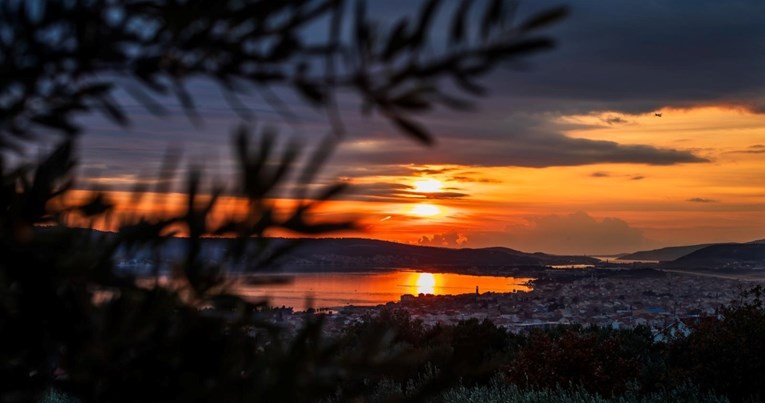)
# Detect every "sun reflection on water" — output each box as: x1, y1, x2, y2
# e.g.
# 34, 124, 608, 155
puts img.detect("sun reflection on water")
232, 271, 533, 311
415, 272, 436, 294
